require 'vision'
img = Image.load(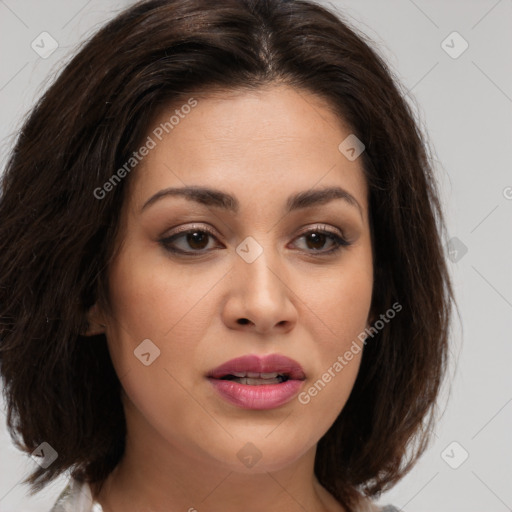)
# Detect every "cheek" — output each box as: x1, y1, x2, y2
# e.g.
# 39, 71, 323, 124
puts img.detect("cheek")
105, 243, 223, 346
305, 258, 373, 349
102, 247, 218, 450
102, 244, 224, 412
293, 259, 372, 427
295, 306, 365, 445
